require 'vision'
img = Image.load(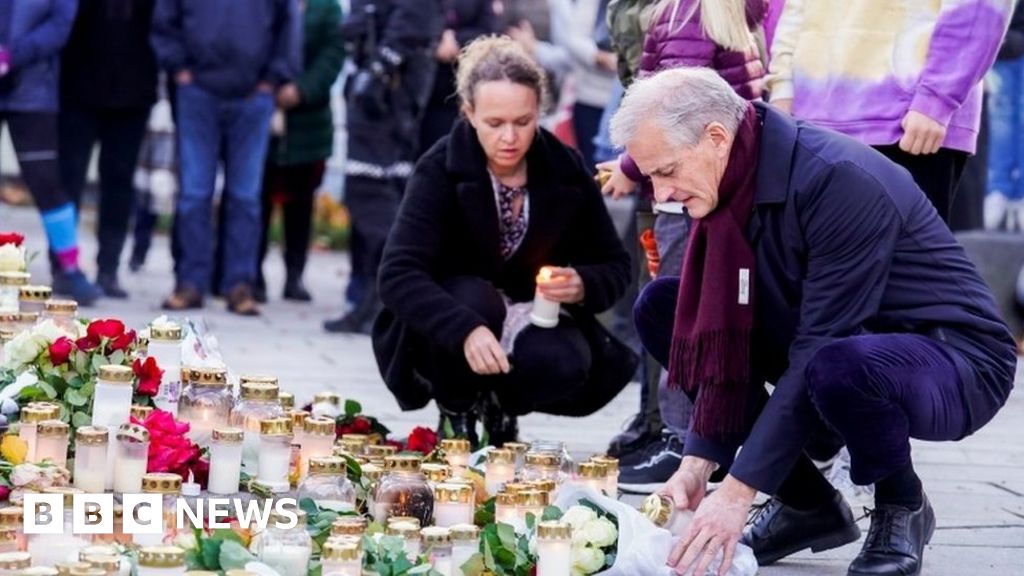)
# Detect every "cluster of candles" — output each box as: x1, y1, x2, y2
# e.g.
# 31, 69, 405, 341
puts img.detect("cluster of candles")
0, 281, 85, 366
